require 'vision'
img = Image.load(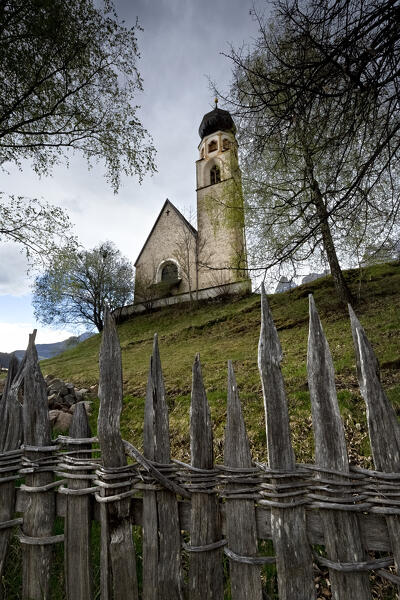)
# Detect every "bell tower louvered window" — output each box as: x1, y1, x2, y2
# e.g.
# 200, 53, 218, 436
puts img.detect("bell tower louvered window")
210, 165, 221, 185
